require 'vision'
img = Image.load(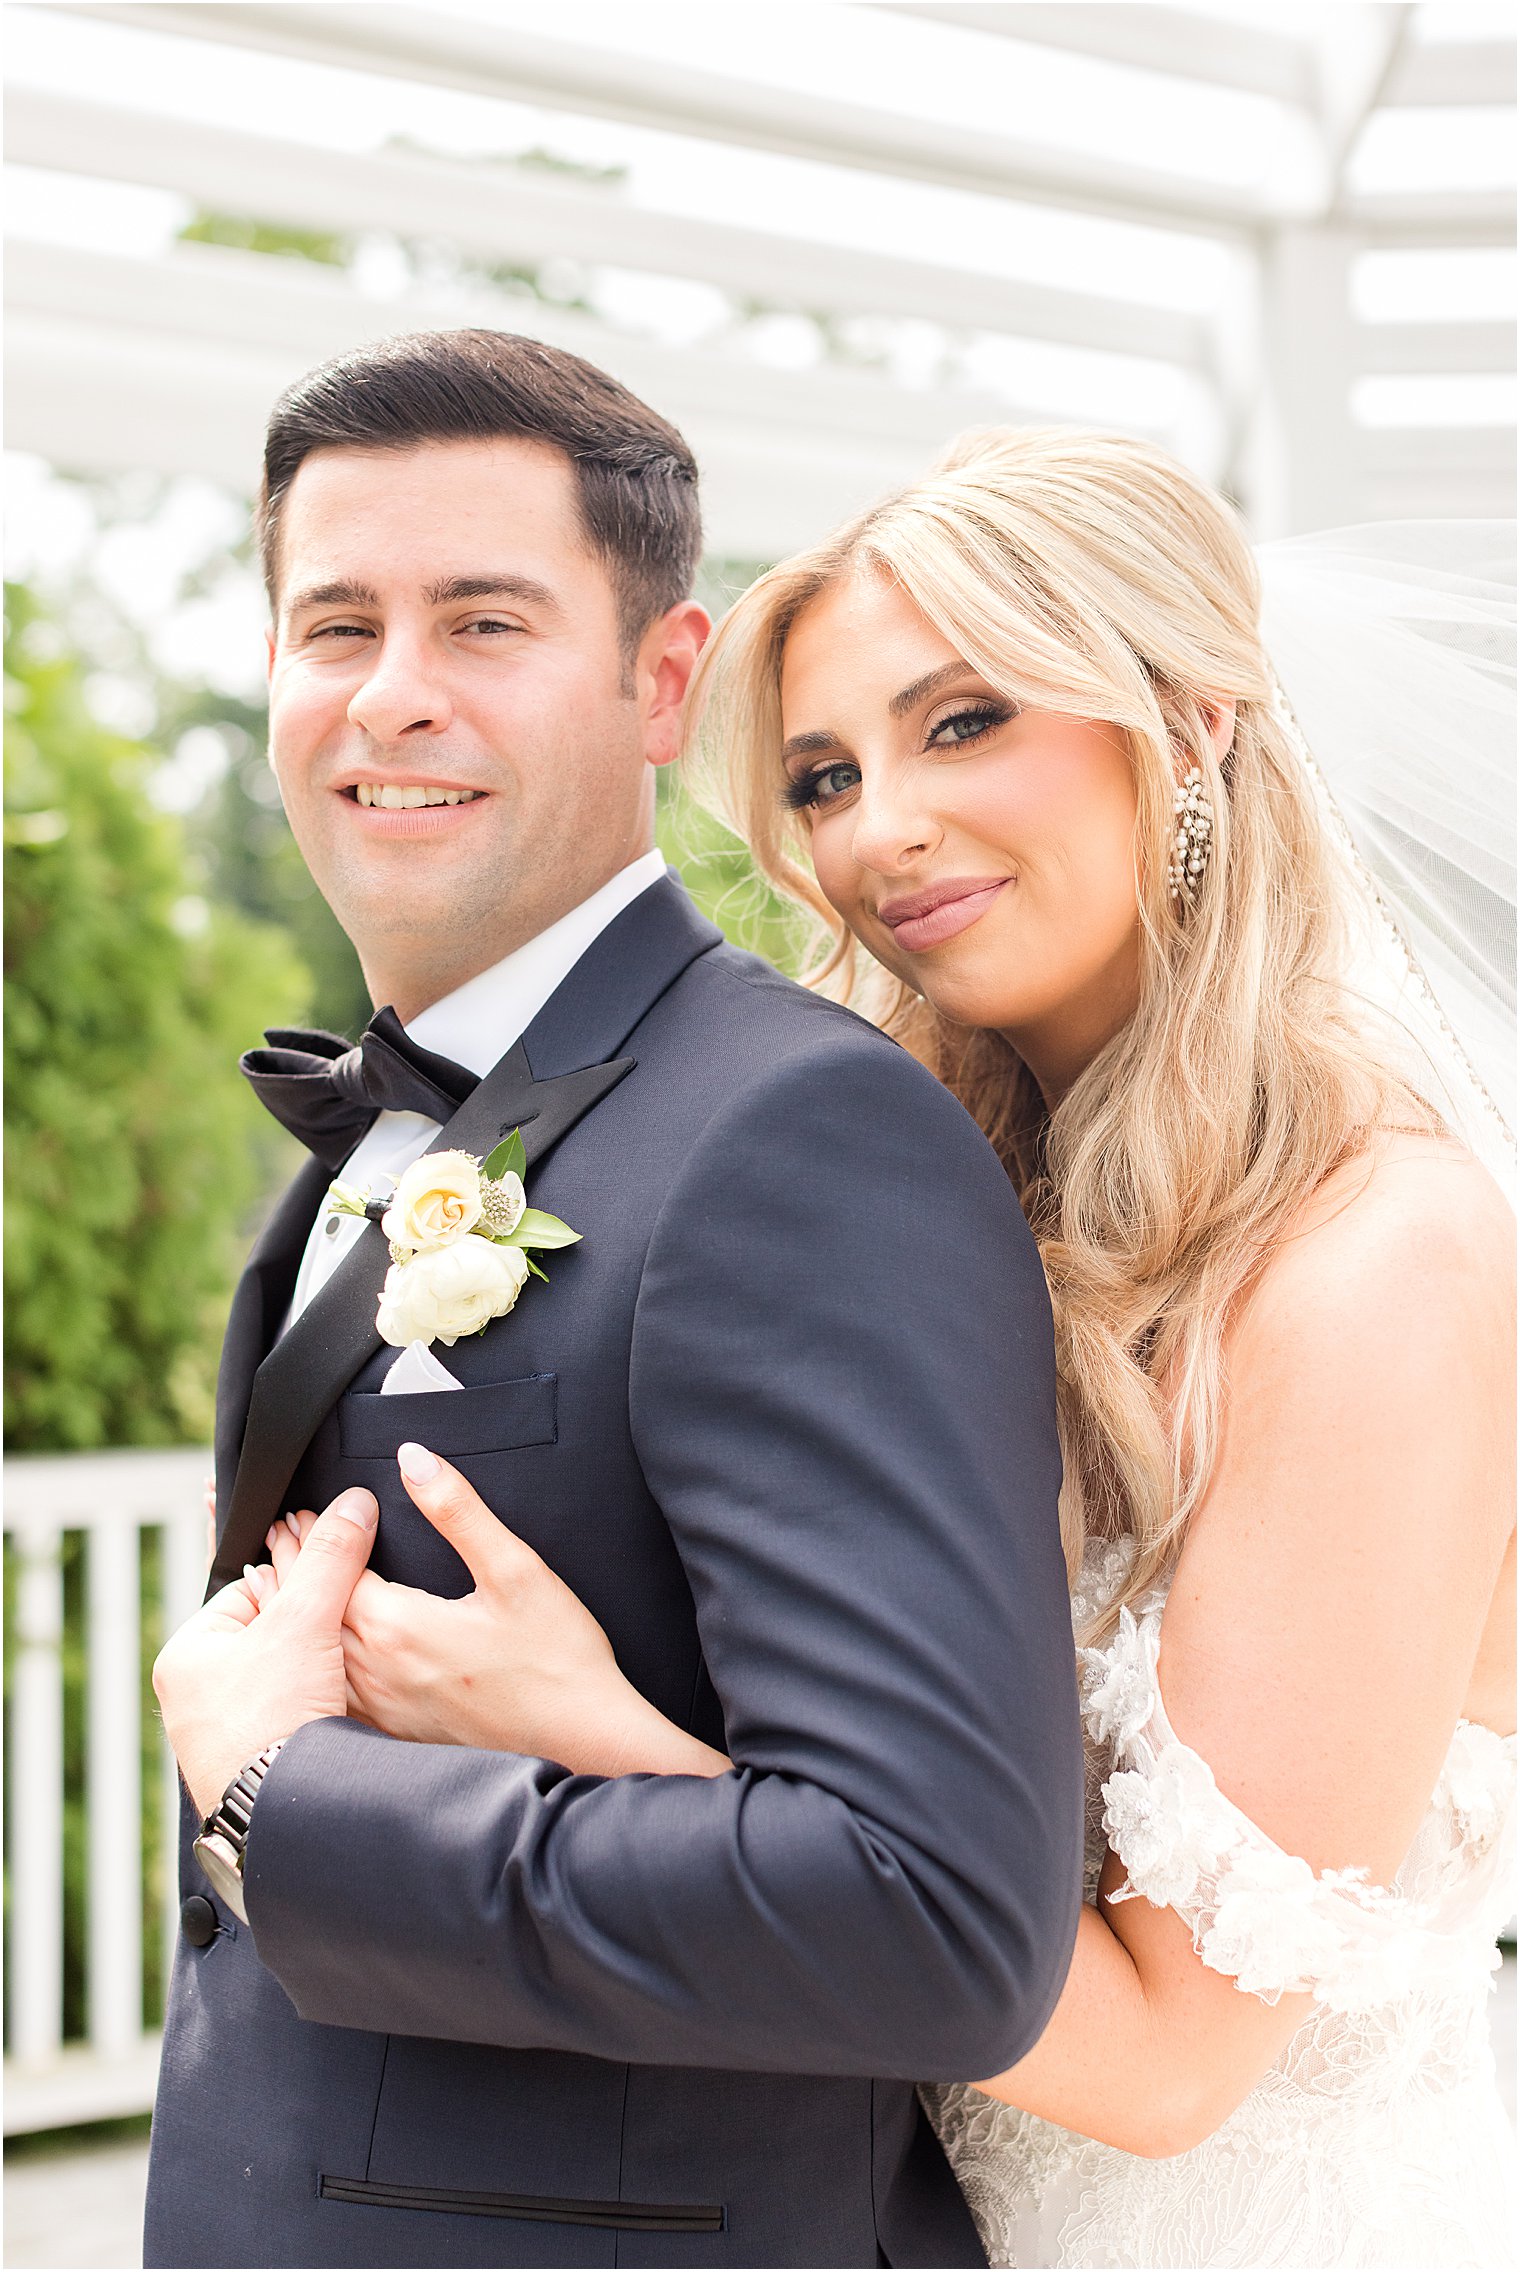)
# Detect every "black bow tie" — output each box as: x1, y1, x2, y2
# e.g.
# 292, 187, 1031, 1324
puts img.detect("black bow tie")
241, 1008, 479, 1169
